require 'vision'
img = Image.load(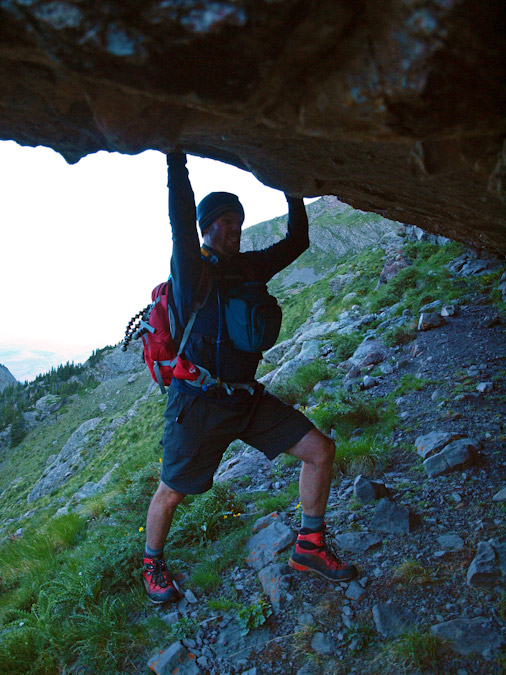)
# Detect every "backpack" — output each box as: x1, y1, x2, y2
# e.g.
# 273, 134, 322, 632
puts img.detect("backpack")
121, 264, 211, 394
223, 281, 282, 353
122, 254, 283, 392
